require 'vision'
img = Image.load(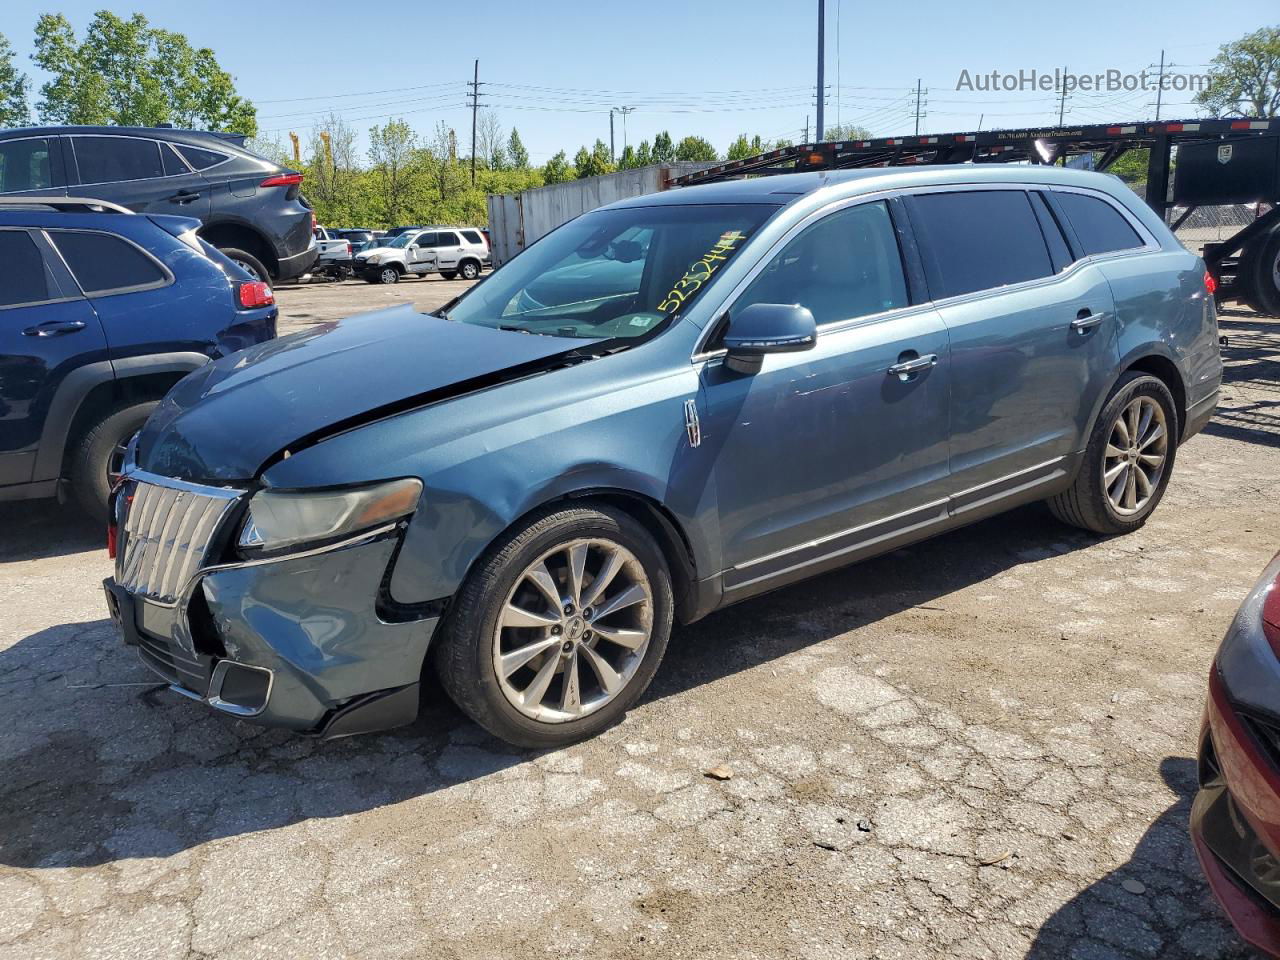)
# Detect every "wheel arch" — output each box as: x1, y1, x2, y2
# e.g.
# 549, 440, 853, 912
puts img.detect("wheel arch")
198, 220, 278, 275
1121, 353, 1187, 439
